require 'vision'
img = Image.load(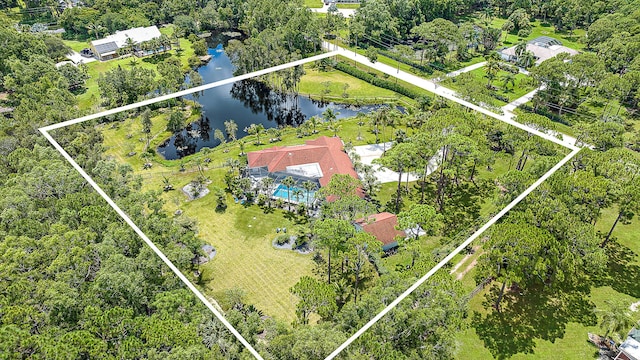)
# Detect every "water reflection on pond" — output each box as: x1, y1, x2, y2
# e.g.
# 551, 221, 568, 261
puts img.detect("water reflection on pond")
157, 33, 395, 160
